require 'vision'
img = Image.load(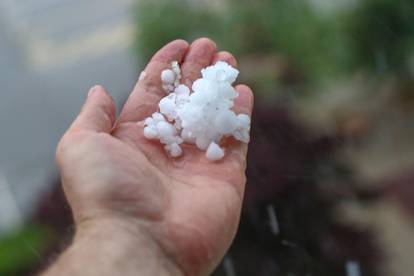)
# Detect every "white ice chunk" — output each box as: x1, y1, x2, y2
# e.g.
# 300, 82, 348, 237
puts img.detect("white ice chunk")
214, 110, 238, 135
181, 128, 196, 143
159, 97, 176, 119
145, 117, 155, 126
157, 121, 176, 137
161, 69, 175, 84
192, 79, 211, 94
175, 85, 190, 107
152, 112, 165, 122
237, 114, 251, 127
165, 143, 182, 158
162, 84, 175, 94
218, 82, 238, 99
196, 136, 211, 150
172, 61, 181, 76
206, 142, 225, 161
175, 84, 190, 96
178, 106, 203, 128
143, 126, 158, 139
143, 60, 251, 161
201, 61, 239, 84
233, 113, 251, 143
233, 129, 250, 143
161, 62, 182, 93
